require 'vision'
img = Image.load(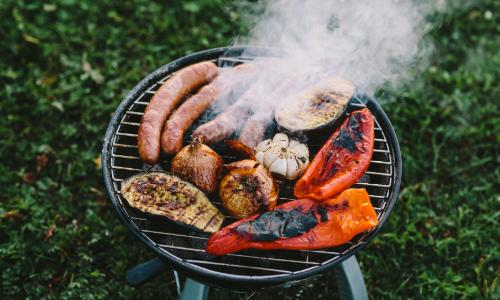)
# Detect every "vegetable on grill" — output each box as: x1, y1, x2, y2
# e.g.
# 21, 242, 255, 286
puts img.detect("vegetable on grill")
206, 188, 378, 255
294, 108, 374, 200
121, 172, 224, 233
224, 140, 256, 160
171, 137, 223, 194
274, 77, 355, 132
255, 133, 309, 180
219, 160, 278, 219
